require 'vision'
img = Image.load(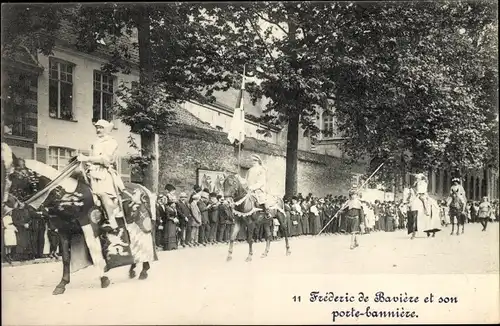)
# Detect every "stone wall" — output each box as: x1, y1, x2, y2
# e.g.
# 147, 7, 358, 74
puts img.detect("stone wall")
158, 124, 367, 197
